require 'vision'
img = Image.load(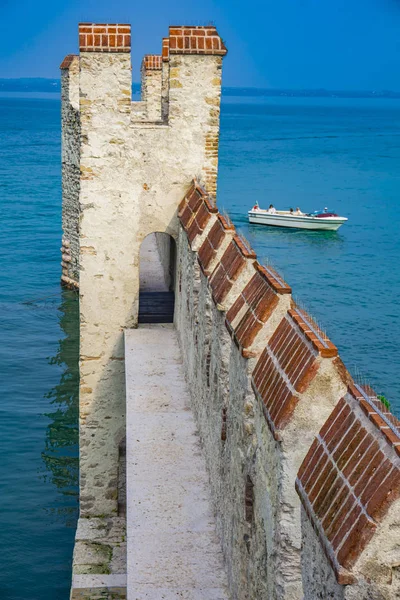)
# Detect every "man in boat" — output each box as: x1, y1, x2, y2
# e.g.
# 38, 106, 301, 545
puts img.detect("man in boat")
289, 208, 294, 215
295, 207, 303, 215
267, 204, 276, 214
